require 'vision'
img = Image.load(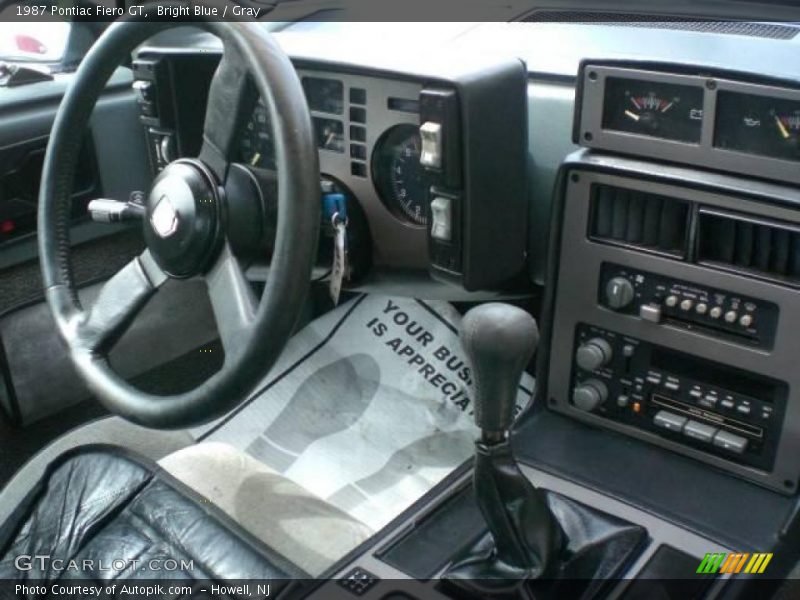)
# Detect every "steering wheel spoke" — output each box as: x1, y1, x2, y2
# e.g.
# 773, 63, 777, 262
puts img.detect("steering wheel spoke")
198, 45, 257, 181
79, 250, 168, 353
206, 241, 257, 358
